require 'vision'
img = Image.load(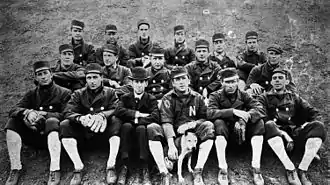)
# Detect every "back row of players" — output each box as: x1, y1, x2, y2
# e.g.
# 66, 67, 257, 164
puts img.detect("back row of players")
4, 19, 326, 185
